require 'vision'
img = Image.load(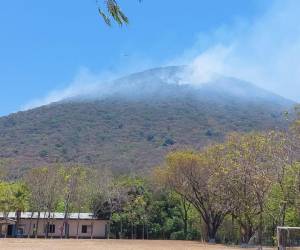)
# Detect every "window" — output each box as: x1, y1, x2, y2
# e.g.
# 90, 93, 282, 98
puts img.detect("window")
48, 224, 55, 233
82, 225, 88, 234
